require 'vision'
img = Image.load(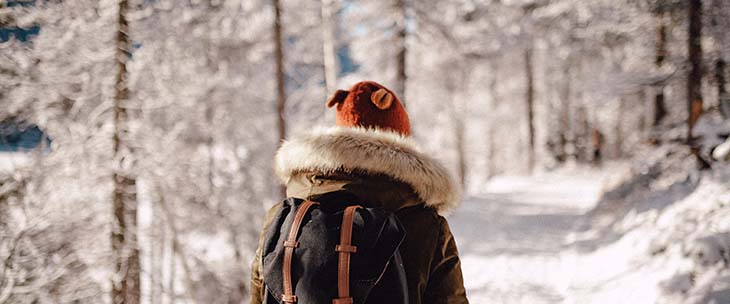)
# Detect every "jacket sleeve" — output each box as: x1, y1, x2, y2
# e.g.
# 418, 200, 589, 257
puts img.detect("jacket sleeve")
423, 216, 469, 304
249, 203, 282, 304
